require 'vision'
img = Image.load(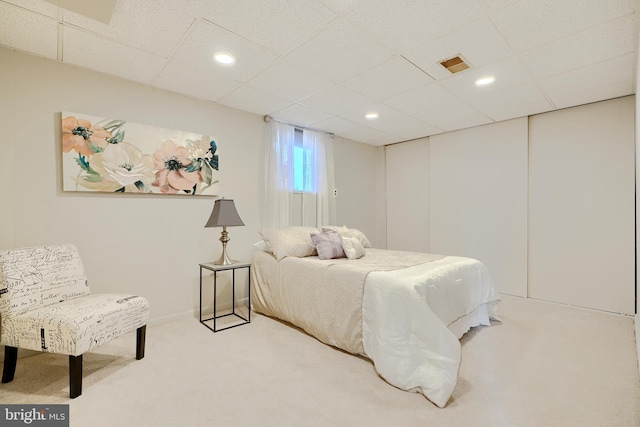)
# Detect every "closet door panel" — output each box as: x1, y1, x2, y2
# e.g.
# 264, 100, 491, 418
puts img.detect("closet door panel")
429, 118, 528, 297
528, 97, 635, 314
